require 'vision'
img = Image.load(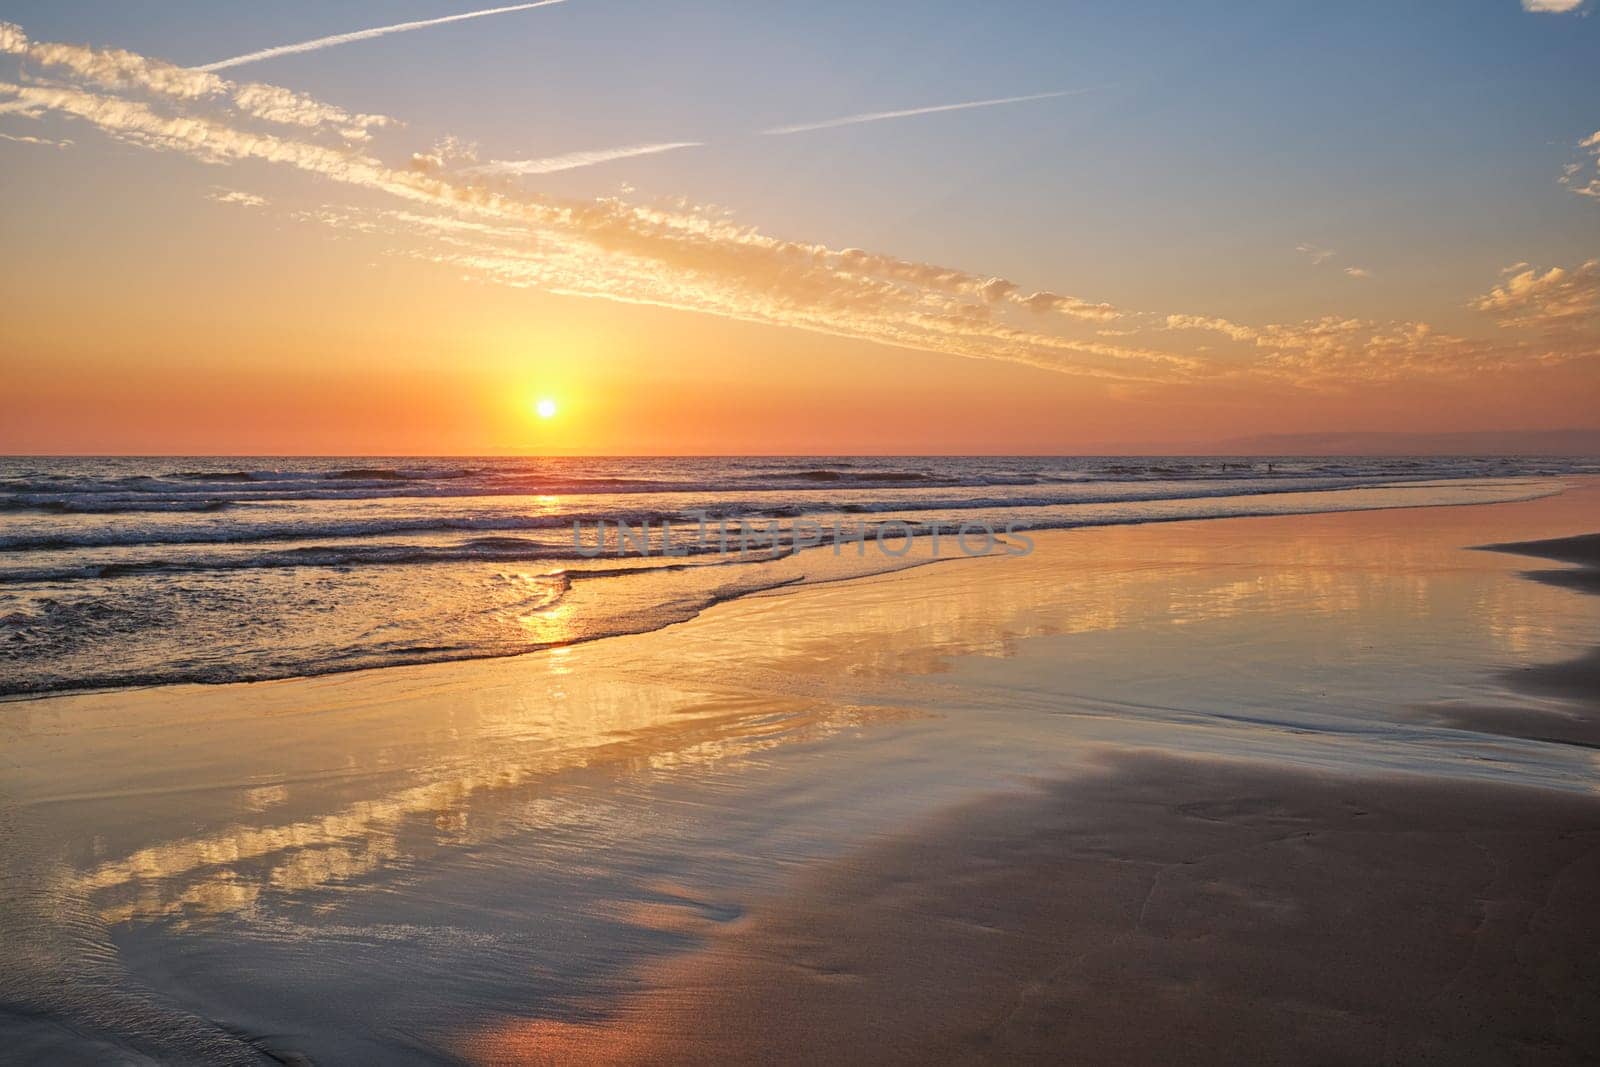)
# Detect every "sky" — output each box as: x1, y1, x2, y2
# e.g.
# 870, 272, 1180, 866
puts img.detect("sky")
0, 0, 1596, 455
